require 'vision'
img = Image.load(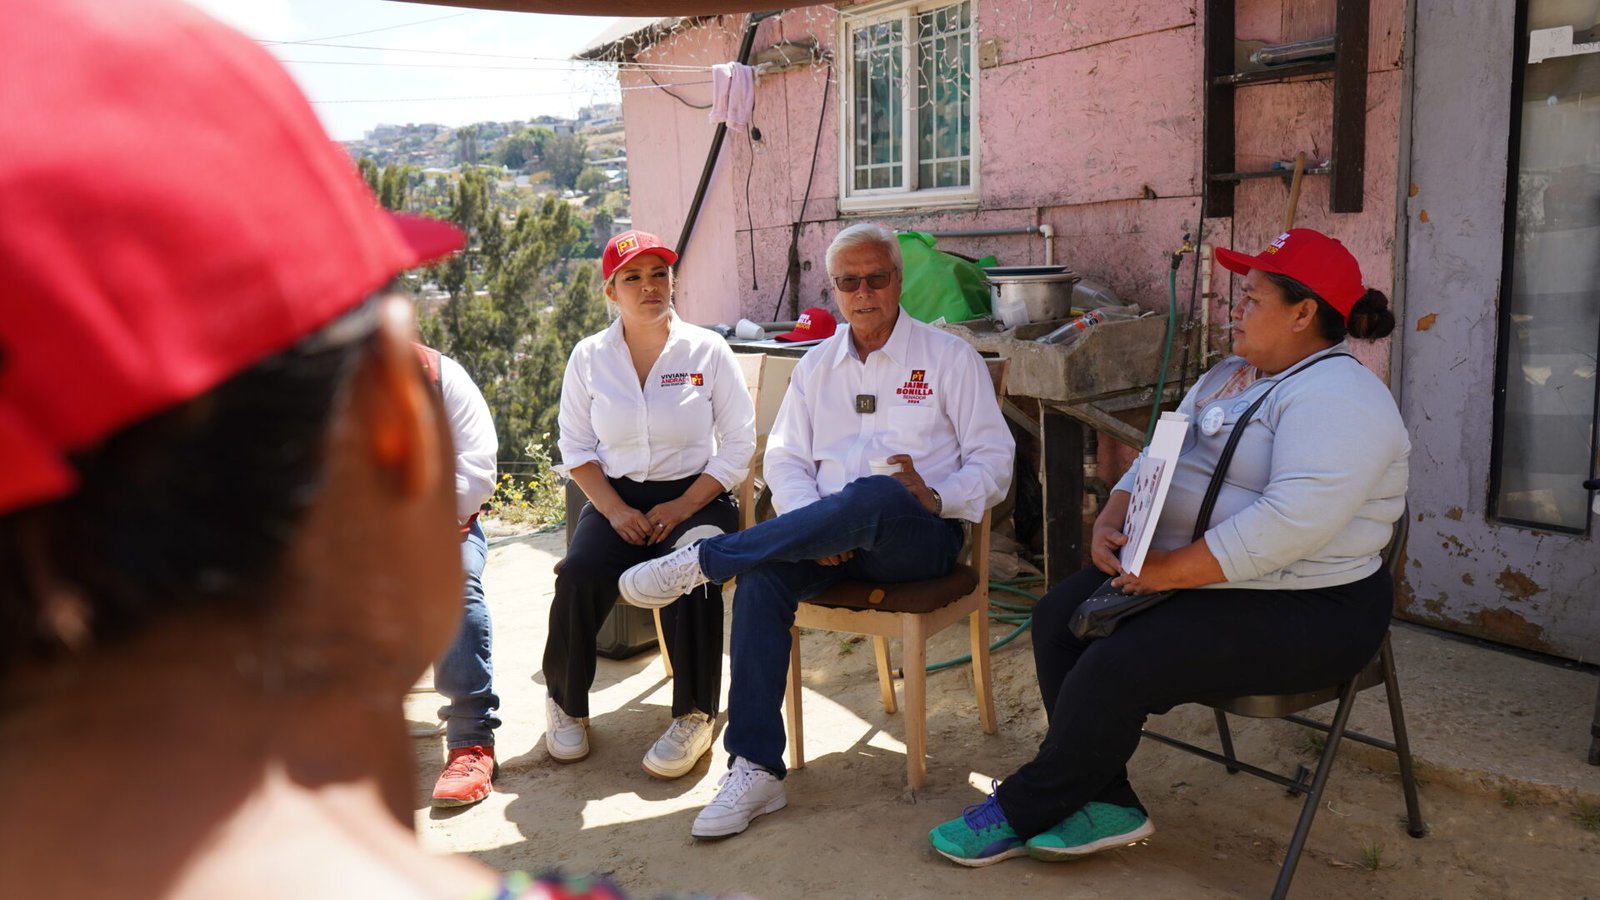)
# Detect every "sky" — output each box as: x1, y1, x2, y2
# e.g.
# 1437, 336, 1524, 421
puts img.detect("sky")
184, 0, 624, 140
